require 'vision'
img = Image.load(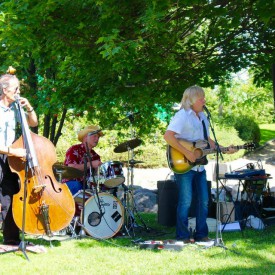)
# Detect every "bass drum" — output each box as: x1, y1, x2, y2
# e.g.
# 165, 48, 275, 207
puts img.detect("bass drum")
81, 193, 124, 239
